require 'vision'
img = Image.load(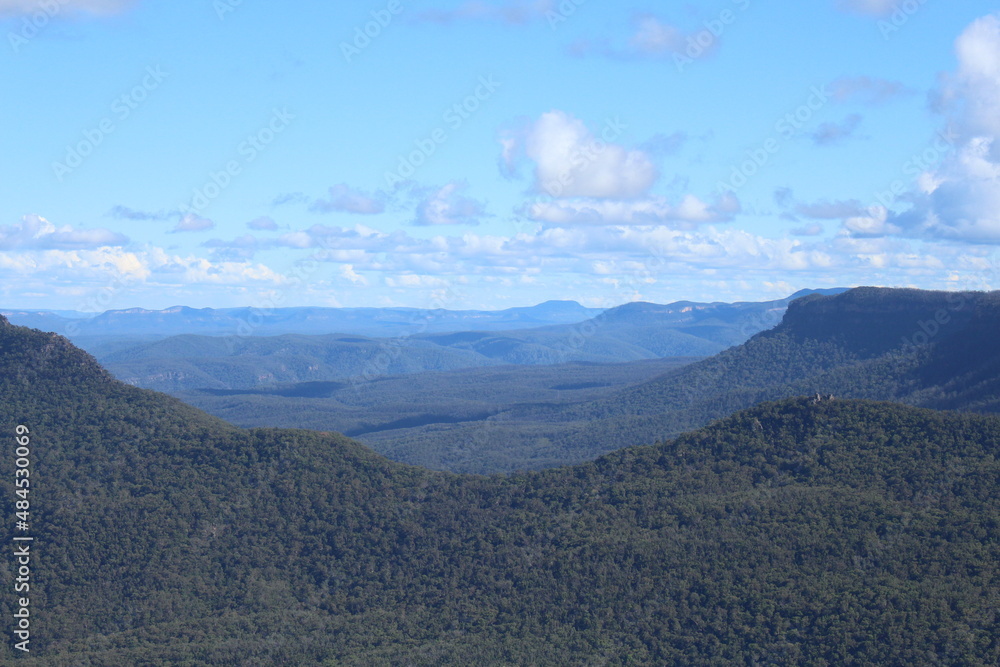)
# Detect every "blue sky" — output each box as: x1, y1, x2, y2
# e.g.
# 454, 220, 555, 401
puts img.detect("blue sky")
2, 0, 999, 312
